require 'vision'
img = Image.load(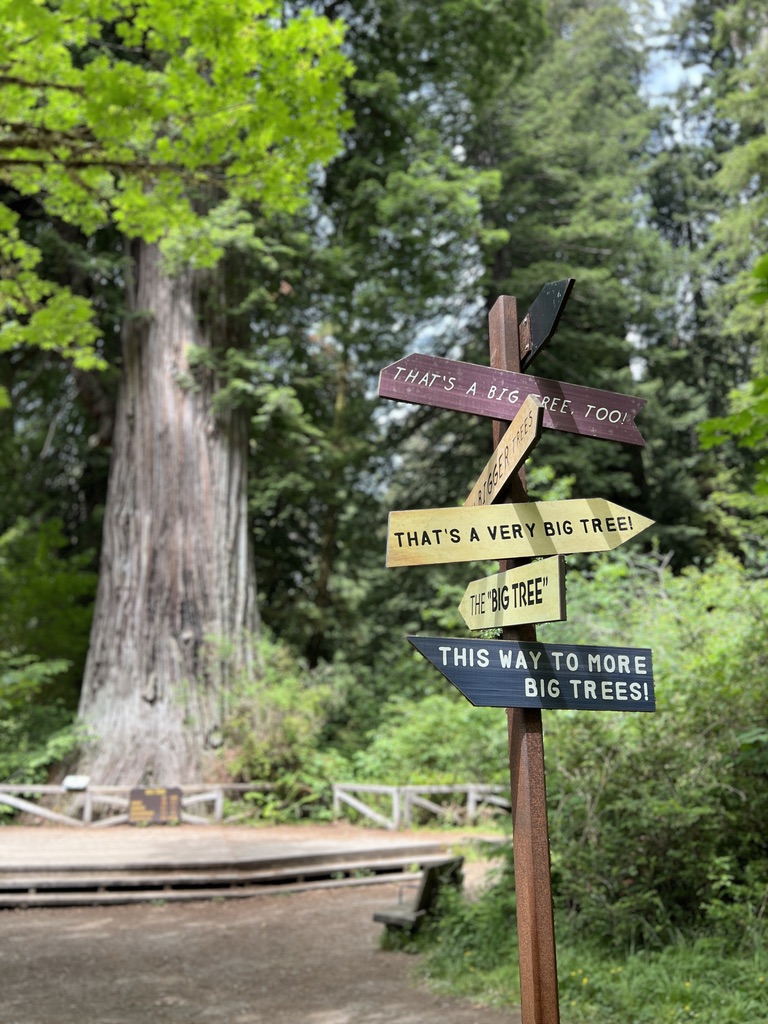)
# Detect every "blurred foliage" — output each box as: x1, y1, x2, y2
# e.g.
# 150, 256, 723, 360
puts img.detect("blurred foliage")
393, 549, 768, 997
208, 632, 353, 820
0, 653, 80, 789
352, 692, 508, 786
0, 517, 95, 704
